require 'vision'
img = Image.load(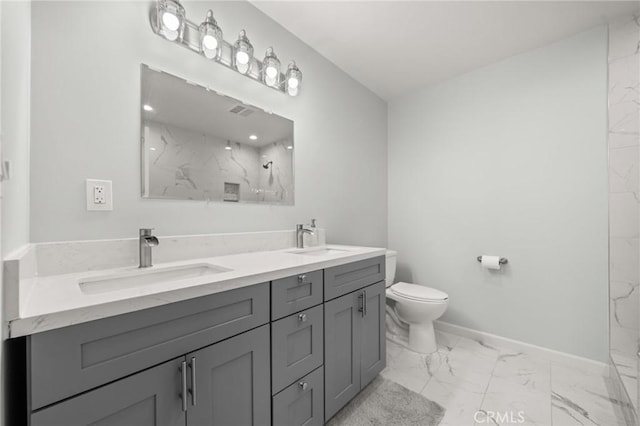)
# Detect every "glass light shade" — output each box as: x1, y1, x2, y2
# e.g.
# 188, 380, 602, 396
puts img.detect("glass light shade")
234, 30, 254, 74
262, 47, 281, 87
285, 61, 302, 96
157, 0, 185, 42
199, 10, 223, 60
